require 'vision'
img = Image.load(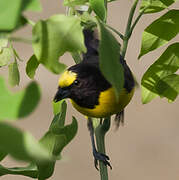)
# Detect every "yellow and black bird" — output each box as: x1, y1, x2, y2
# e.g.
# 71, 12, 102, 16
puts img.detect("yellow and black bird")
54, 29, 135, 169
